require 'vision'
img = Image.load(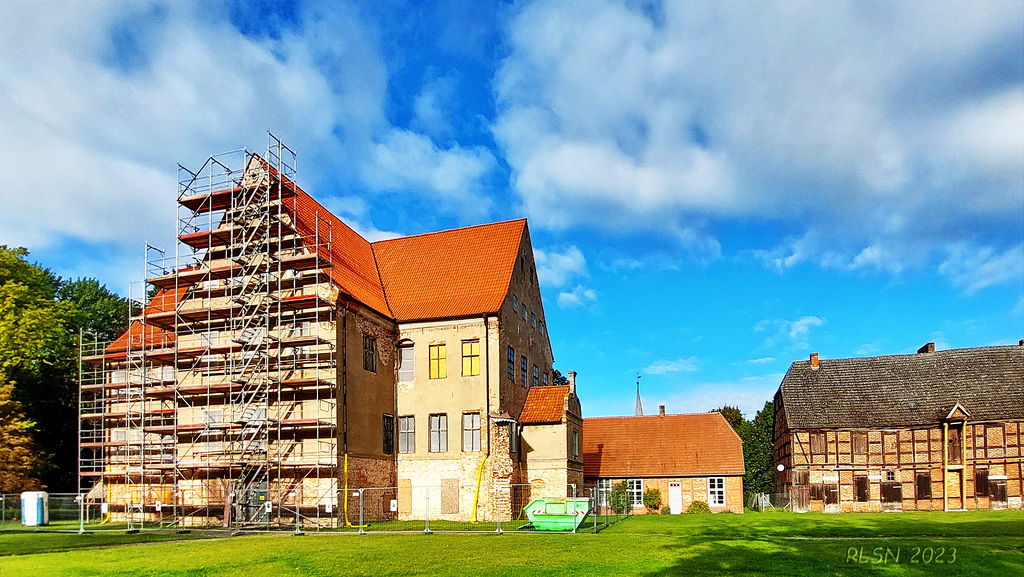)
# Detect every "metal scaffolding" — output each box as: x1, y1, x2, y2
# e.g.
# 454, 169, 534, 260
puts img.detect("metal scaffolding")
80, 135, 340, 529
